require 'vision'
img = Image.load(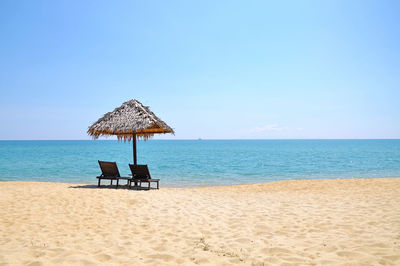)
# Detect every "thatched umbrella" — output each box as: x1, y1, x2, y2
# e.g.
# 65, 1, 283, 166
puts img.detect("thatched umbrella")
87, 99, 174, 164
